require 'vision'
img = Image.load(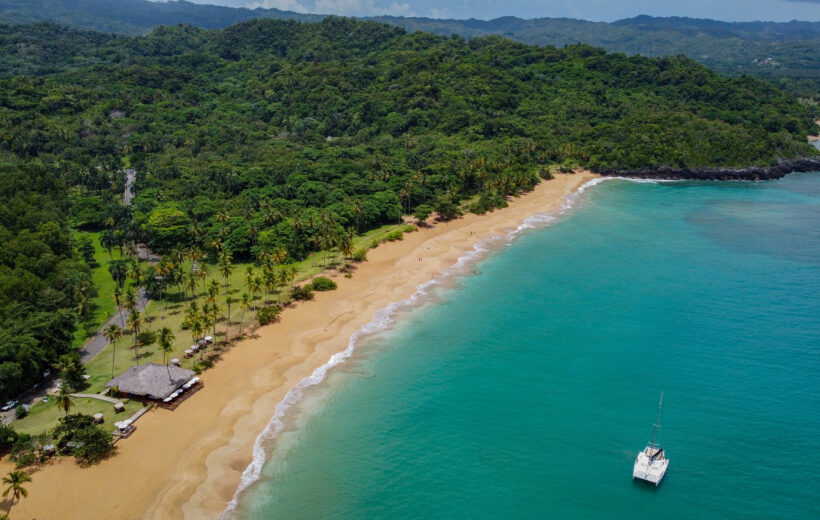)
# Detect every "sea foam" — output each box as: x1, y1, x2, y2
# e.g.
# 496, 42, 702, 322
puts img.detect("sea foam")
219, 177, 607, 518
